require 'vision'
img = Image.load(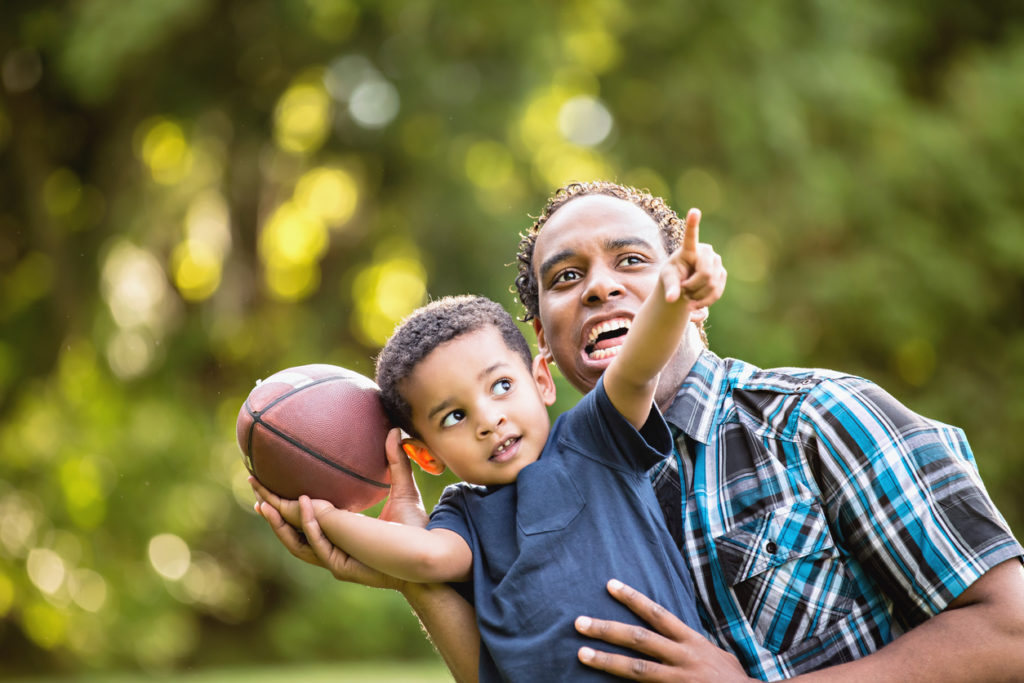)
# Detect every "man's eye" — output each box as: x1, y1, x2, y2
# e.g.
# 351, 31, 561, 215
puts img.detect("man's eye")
492, 379, 513, 396
618, 254, 645, 267
441, 410, 465, 428
552, 270, 581, 285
